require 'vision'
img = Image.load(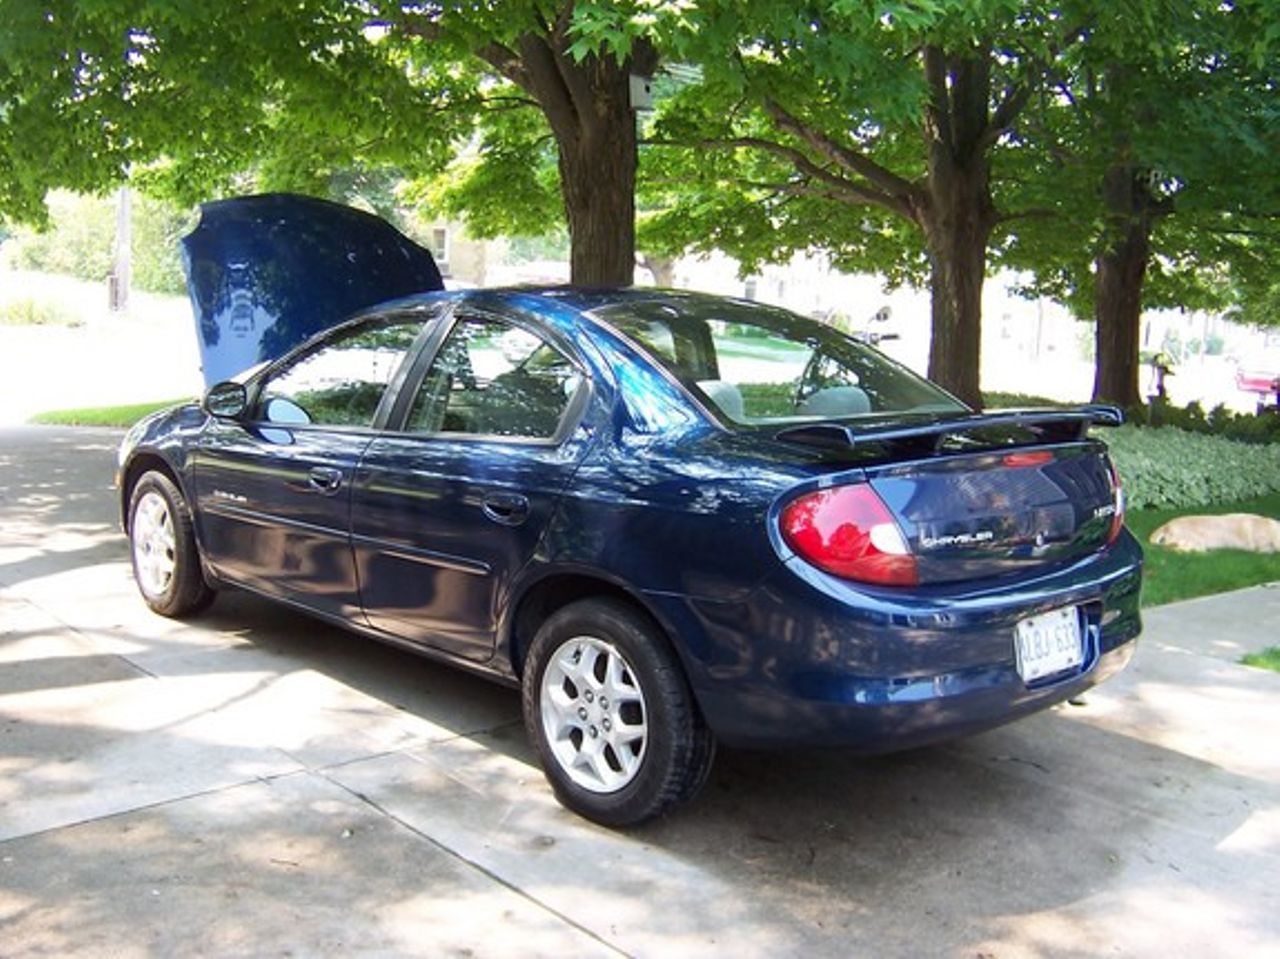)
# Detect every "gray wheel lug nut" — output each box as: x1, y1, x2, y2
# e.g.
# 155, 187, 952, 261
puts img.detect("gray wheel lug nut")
589, 726, 598, 738
584, 690, 594, 703
578, 707, 588, 720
